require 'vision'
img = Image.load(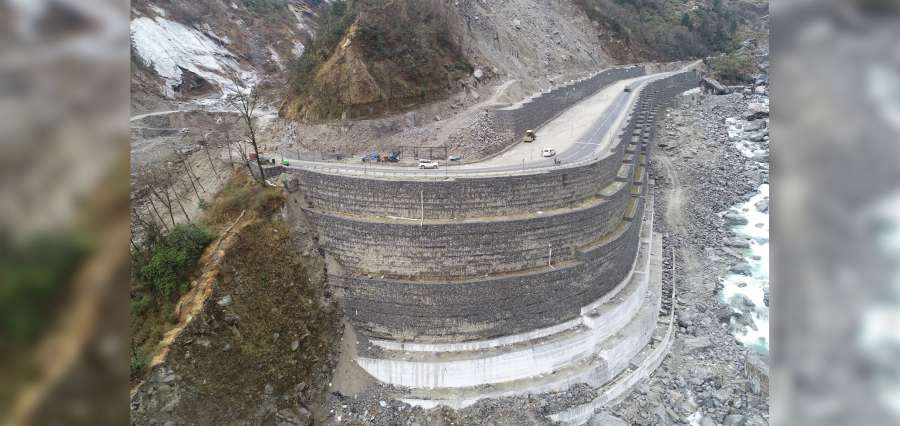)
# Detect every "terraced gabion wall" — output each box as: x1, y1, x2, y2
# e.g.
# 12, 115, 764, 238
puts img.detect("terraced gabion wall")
283, 141, 630, 220
303, 175, 632, 278
285, 70, 699, 342
493, 66, 646, 143
332, 197, 645, 342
